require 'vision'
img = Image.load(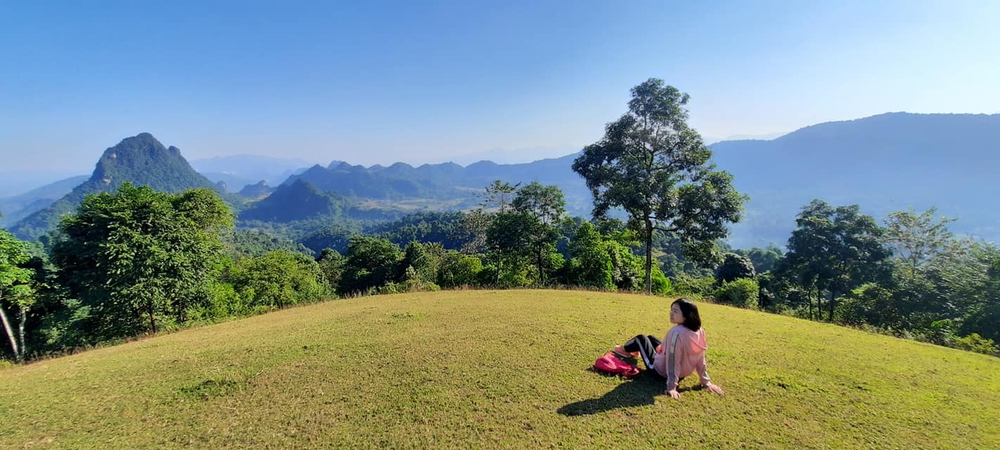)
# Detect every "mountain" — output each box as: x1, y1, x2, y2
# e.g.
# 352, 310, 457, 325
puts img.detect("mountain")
265, 112, 1000, 249
238, 179, 348, 222
238, 180, 275, 199
191, 155, 313, 188
277, 152, 591, 215
8, 133, 221, 240
283, 164, 459, 200
704, 132, 787, 145
0, 175, 88, 227
710, 112, 1000, 247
